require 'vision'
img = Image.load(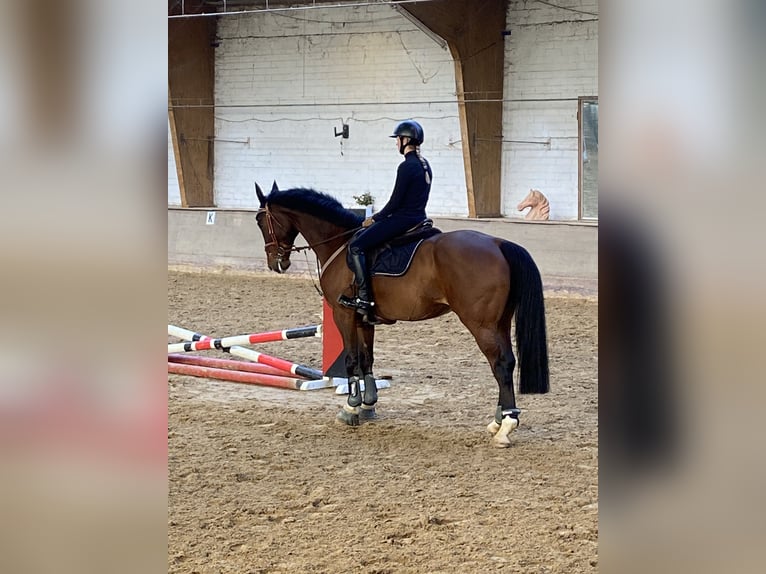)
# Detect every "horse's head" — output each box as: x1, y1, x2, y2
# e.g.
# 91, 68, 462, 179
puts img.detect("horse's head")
254, 182, 299, 273
517, 189, 542, 211
517, 189, 550, 221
